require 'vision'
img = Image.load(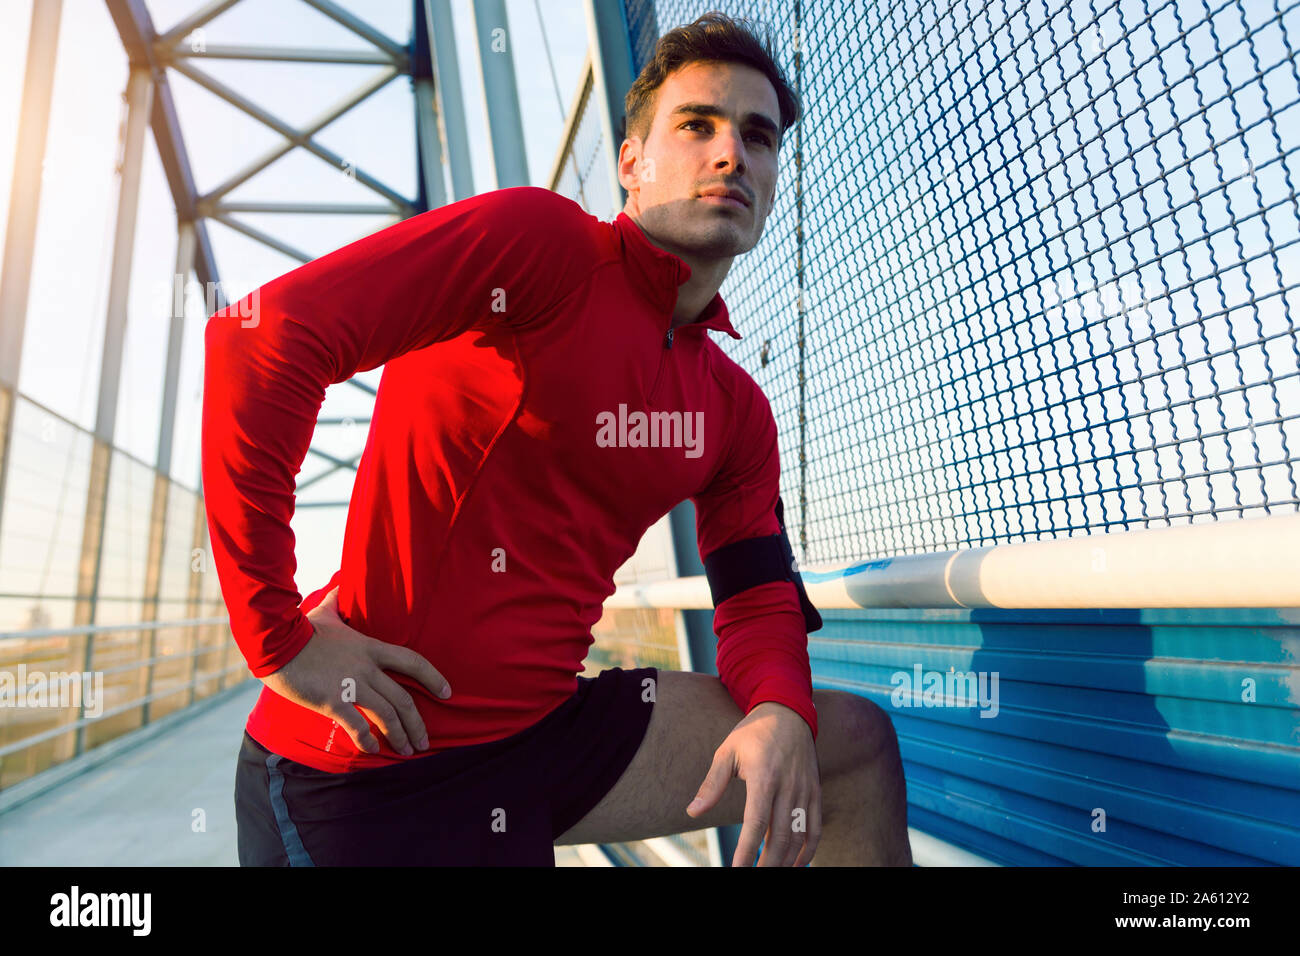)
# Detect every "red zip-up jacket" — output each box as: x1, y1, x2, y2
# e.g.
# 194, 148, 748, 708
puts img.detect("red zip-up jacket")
202, 186, 817, 772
